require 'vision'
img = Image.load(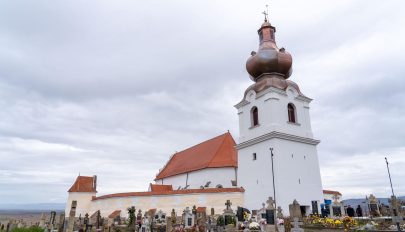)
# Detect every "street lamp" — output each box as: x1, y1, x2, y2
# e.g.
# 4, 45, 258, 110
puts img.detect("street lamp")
270, 148, 277, 210
385, 157, 401, 232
